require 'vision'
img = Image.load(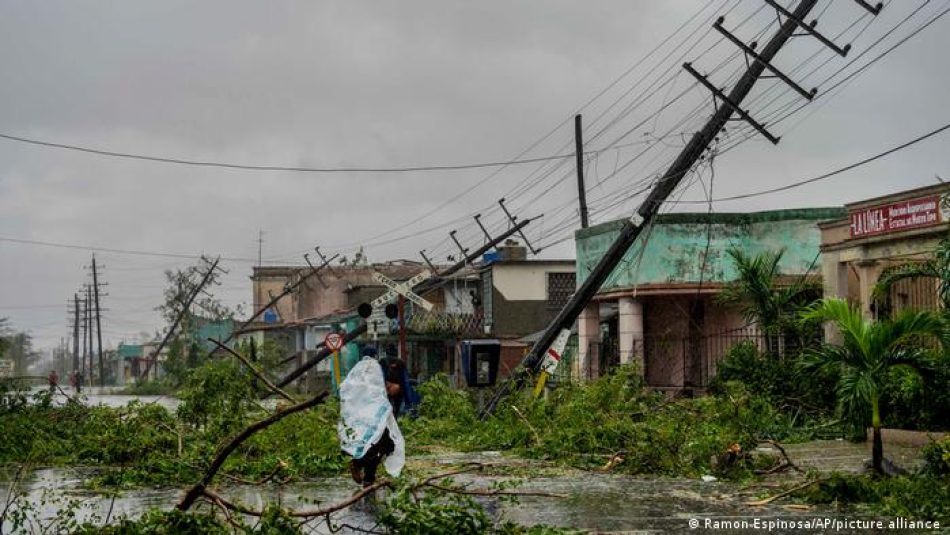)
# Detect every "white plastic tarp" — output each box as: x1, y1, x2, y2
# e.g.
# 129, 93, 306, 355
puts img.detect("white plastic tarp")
337, 356, 405, 476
